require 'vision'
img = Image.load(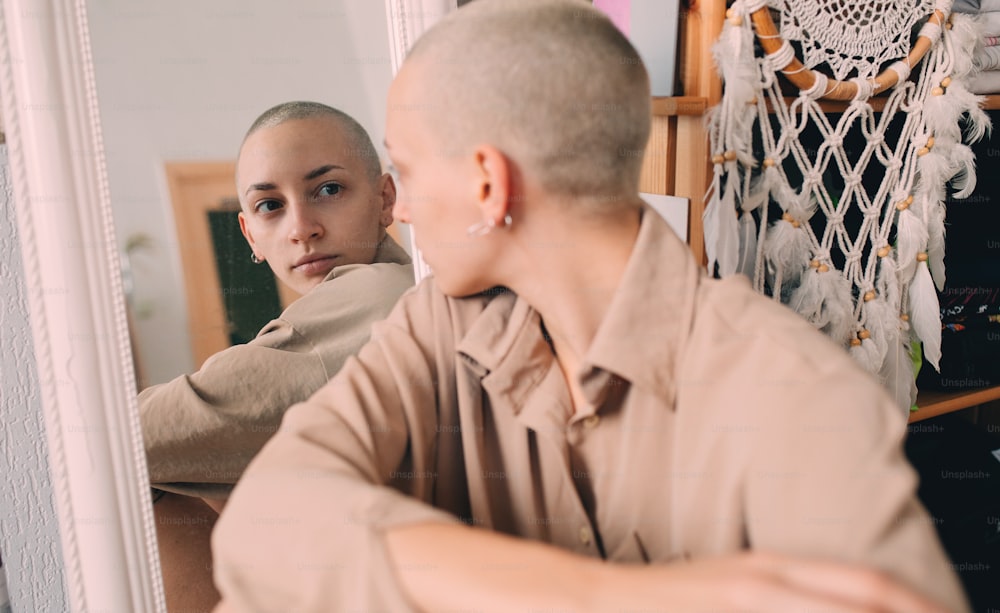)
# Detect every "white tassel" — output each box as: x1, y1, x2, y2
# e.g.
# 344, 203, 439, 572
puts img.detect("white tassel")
789, 267, 856, 347
908, 261, 942, 371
